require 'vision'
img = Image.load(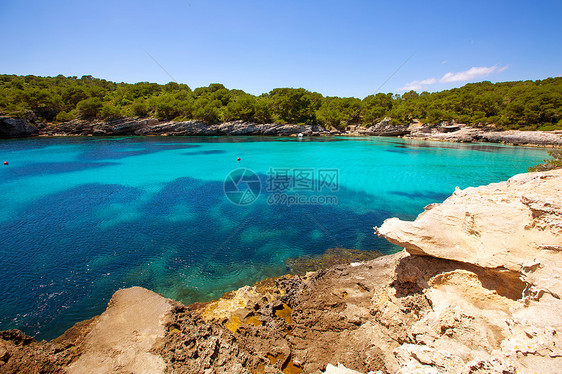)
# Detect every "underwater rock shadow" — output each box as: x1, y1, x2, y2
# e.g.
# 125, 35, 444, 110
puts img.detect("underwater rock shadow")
0, 174, 408, 341
183, 149, 227, 156
385, 148, 421, 154
0, 182, 147, 340
388, 189, 450, 202
138, 173, 400, 258
3, 161, 119, 179
78, 138, 202, 161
